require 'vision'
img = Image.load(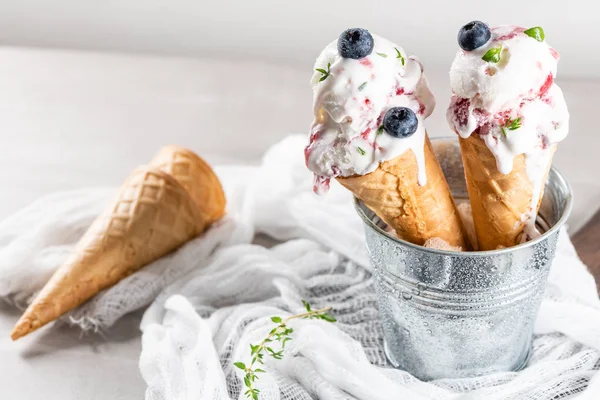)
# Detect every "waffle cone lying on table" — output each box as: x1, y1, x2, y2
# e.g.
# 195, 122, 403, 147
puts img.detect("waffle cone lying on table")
11, 145, 226, 340
447, 22, 569, 250
305, 28, 468, 250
